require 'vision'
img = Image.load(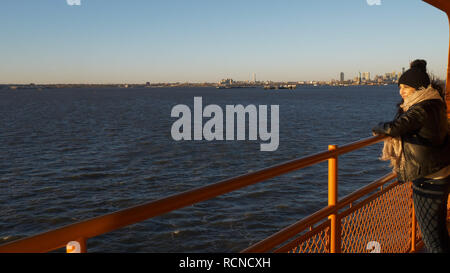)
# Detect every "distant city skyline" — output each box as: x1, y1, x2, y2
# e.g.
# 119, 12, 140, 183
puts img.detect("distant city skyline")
0, 67, 410, 85
0, 0, 448, 84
